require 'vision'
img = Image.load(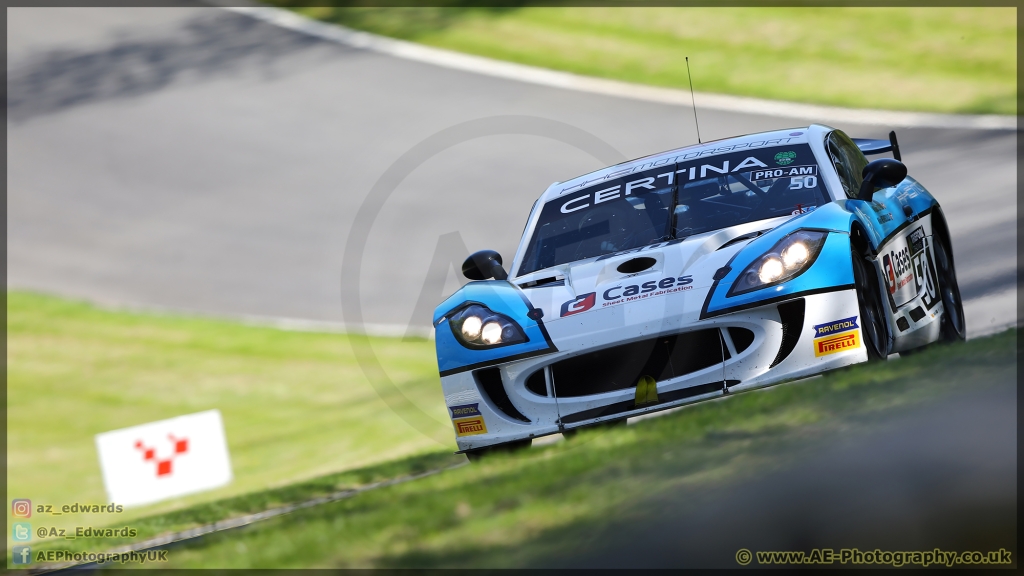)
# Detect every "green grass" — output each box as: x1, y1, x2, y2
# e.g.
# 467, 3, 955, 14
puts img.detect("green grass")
5, 291, 456, 551
273, 6, 1017, 115
25, 321, 1017, 568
